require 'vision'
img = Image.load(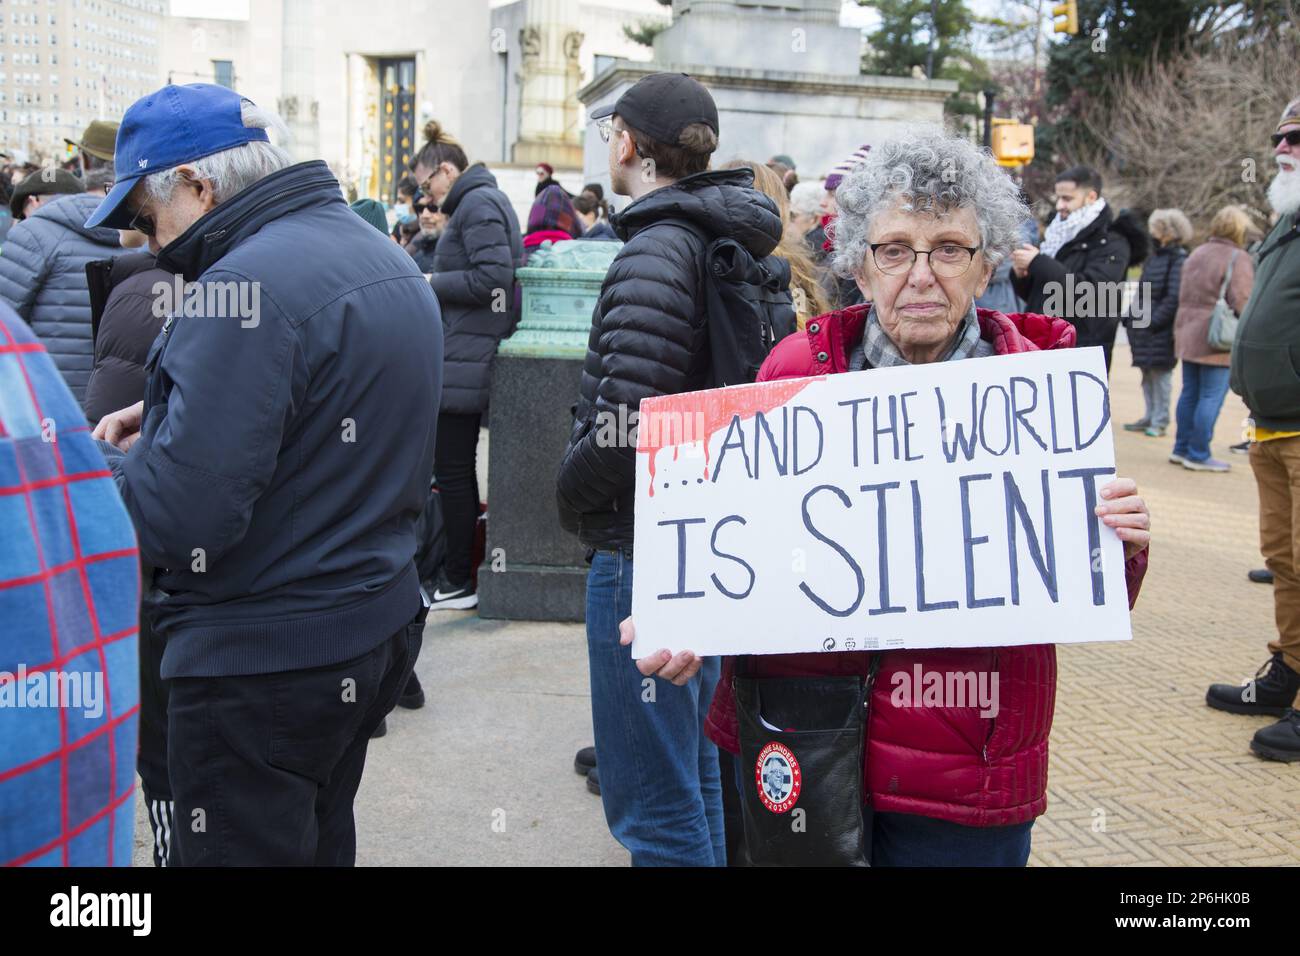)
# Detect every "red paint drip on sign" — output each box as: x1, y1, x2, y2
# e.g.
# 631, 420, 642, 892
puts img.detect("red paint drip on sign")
638, 376, 822, 495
